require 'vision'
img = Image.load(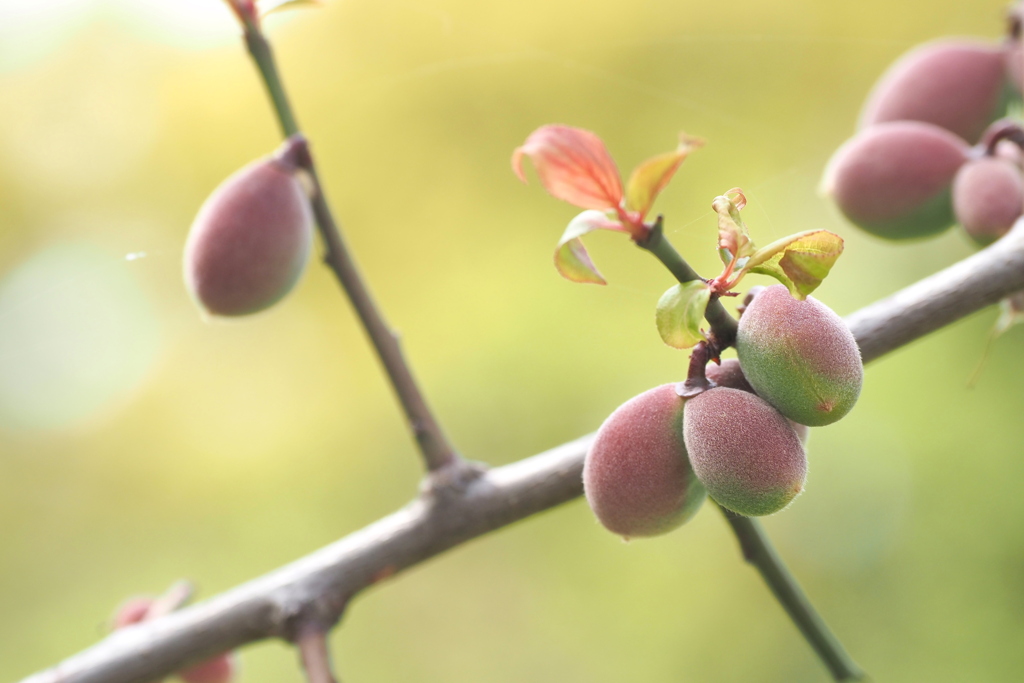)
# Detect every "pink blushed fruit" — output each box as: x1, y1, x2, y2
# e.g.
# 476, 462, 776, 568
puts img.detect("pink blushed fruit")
952, 156, 1024, 246
583, 384, 706, 538
859, 40, 1008, 143
683, 387, 807, 517
823, 121, 969, 240
184, 136, 314, 317
180, 655, 237, 683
